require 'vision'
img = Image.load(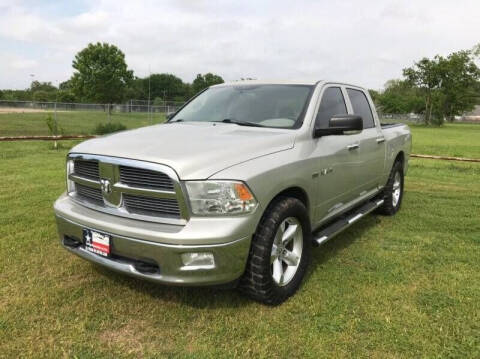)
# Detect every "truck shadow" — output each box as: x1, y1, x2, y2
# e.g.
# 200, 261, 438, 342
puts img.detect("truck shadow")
94, 215, 380, 309
303, 214, 381, 284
